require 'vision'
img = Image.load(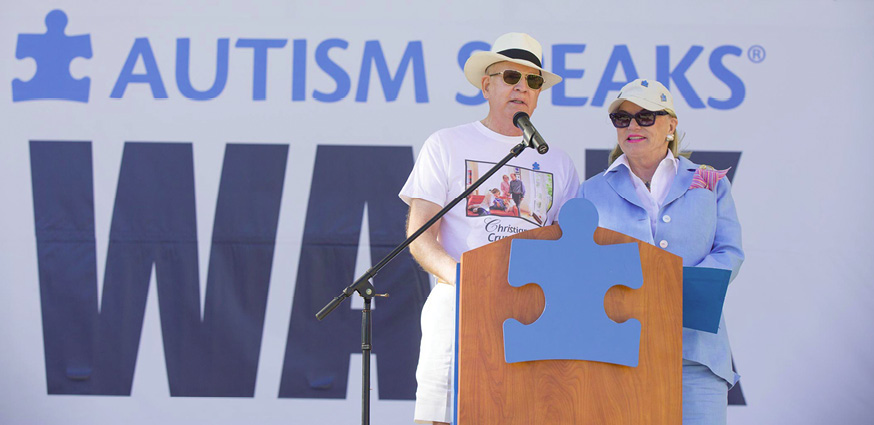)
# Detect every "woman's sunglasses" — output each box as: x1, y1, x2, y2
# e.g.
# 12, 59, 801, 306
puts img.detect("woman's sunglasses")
609, 110, 669, 128
489, 70, 544, 90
